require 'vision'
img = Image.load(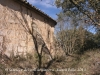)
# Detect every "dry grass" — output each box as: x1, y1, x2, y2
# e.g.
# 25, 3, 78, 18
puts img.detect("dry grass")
78, 49, 100, 75
49, 49, 100, 75
0, 49, 100, 75
0, 52, 37, 75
